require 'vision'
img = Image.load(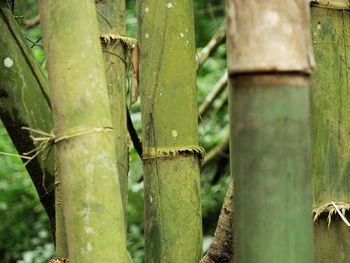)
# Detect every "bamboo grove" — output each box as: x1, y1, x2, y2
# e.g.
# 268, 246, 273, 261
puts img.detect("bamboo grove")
0, 0, 350, 262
